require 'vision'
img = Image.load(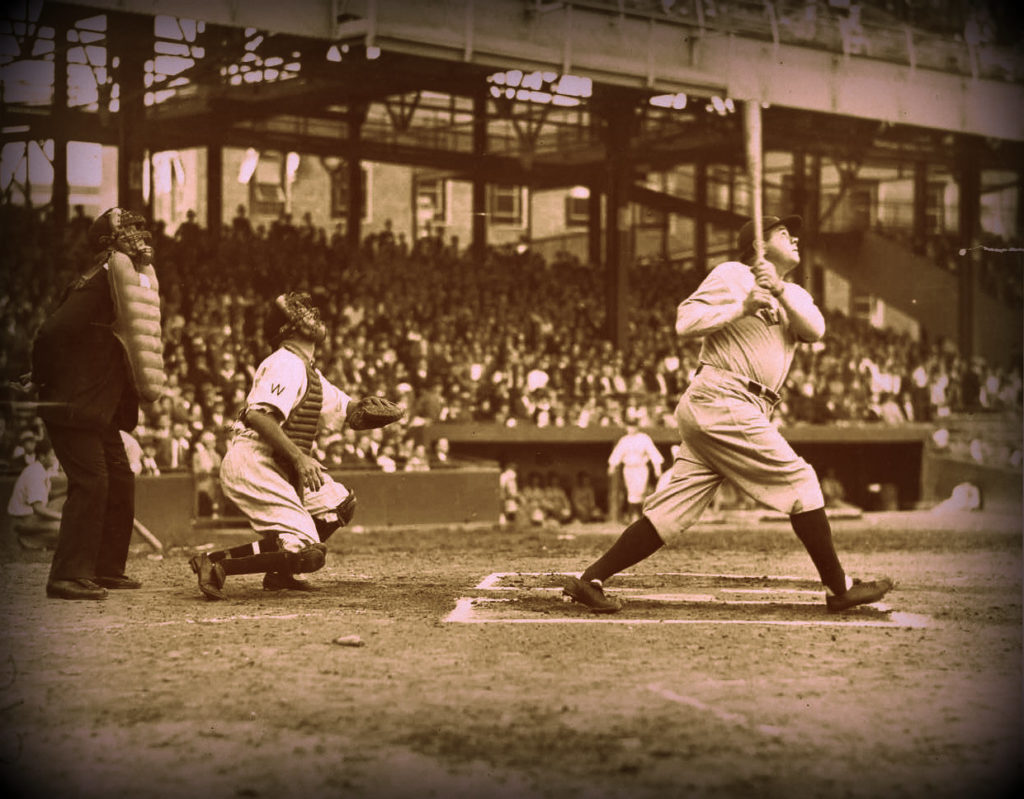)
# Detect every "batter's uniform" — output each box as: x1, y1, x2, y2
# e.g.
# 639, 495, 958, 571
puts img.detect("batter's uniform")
608, 429, 664, 505
642, 259, 825, 540
220, 343, 352, 551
